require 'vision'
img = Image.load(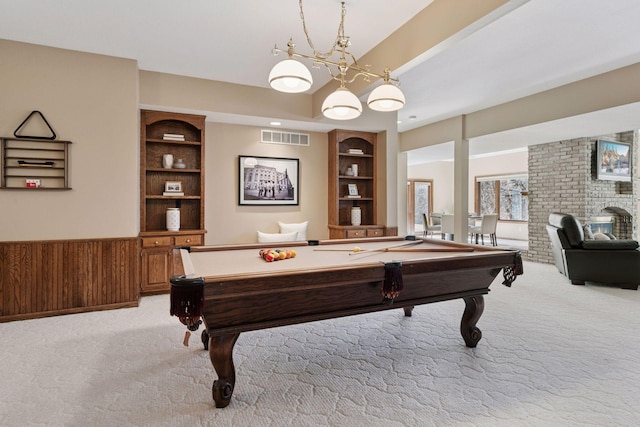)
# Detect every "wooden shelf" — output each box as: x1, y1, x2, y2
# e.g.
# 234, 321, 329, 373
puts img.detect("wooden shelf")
146, 138, 201, 146
338, 153, 374, 158
145, 167, 200, 173
145, 195, 201, 200
1, 137, 71, 190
